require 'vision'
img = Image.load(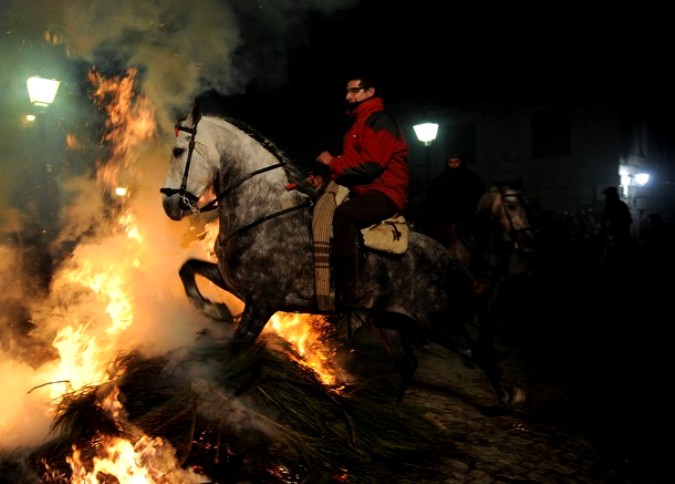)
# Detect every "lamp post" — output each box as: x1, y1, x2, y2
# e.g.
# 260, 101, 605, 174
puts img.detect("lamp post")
25, 75, 61, 244
413, 122, 439, 186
